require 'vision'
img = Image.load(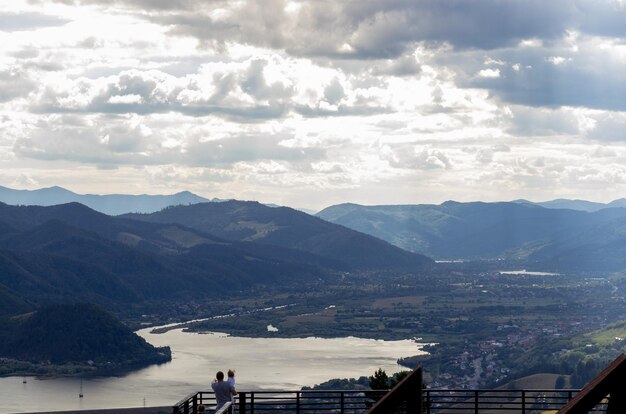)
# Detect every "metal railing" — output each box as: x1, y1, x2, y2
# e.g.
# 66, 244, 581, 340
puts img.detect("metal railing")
215, 402, 232, 414
173, 388, 611, 414
423, 388, 608, 413
172, 390, 388, 414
